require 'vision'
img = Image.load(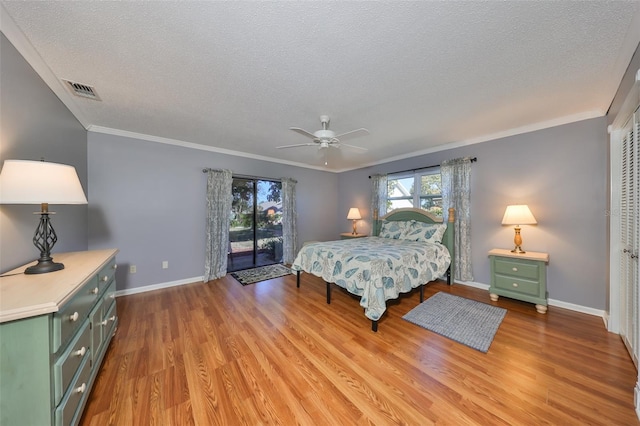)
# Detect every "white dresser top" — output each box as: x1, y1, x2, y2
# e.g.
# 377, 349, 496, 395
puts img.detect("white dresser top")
0, 249, 118, 323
